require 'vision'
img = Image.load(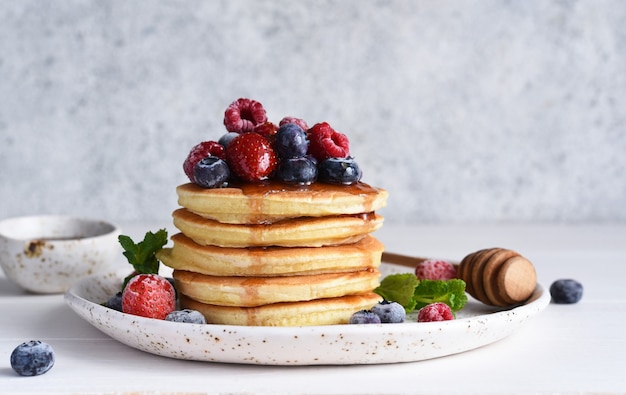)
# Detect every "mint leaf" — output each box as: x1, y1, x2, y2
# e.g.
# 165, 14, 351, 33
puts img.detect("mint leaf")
374, 273, 420, 312
413, 279, 468, 312
118, 229, 168, 275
